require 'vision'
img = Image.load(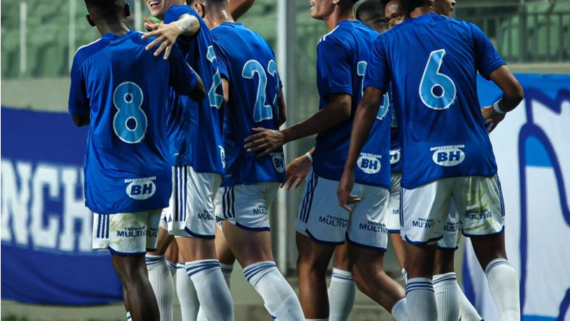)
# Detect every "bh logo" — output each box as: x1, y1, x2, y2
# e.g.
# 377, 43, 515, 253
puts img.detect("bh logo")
432, 145, 465, 167
219, 145, 226, 169
126, 178, 156, 200
390, 149, 401, 165
357, 153, 381, 174
272, 153, 285, 173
